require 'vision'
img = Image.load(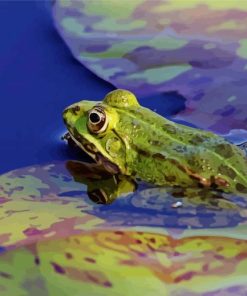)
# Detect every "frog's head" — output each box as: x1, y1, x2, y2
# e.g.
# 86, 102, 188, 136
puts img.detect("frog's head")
63, 89, 140, 175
